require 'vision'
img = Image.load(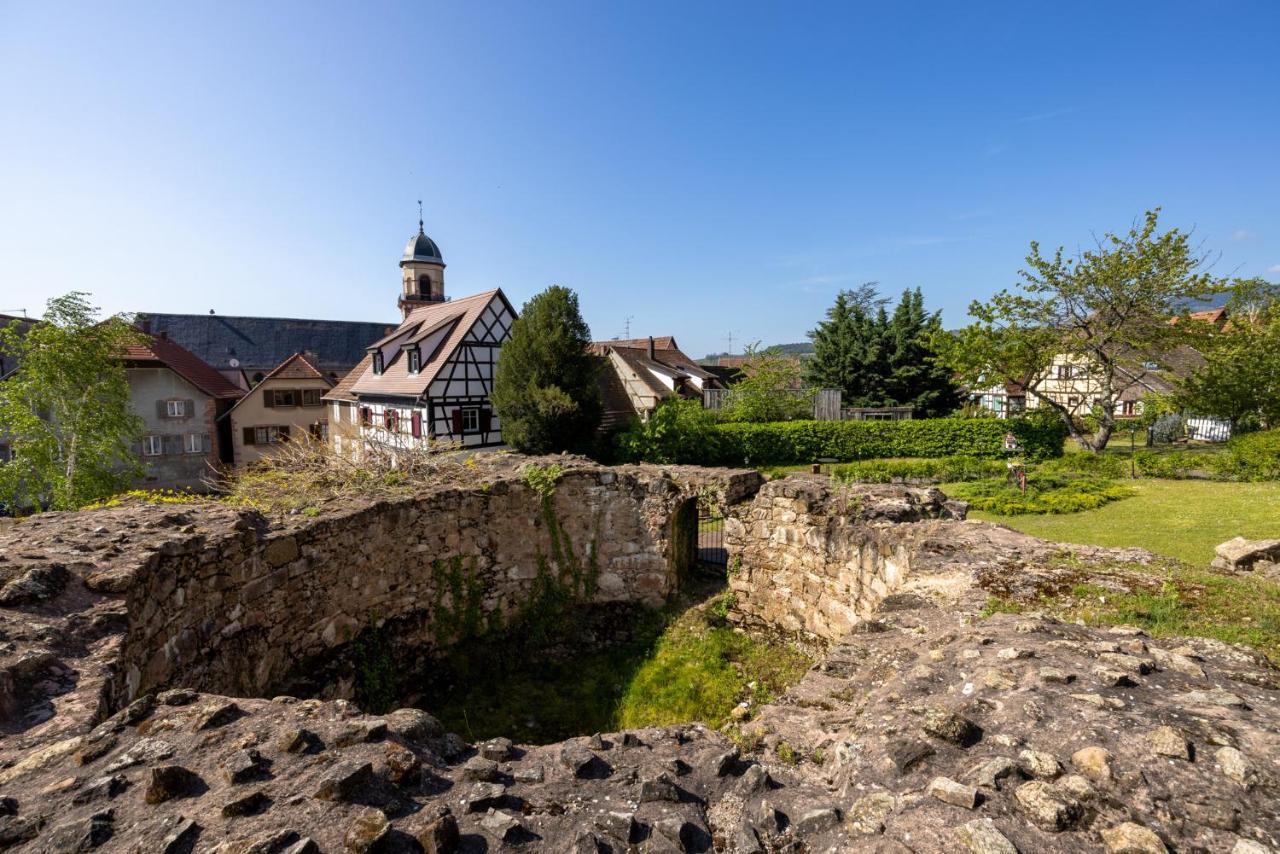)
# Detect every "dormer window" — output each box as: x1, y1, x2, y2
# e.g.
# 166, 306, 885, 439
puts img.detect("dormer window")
372, 352, 384, 375
407, 348, 421, 374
